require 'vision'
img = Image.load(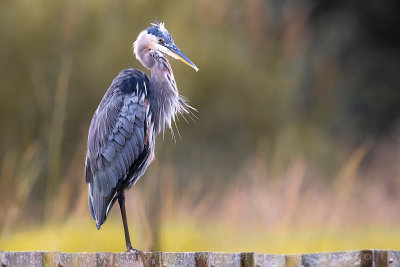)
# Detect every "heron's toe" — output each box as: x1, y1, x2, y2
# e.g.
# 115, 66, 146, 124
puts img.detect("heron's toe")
126, 247, 138, 253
